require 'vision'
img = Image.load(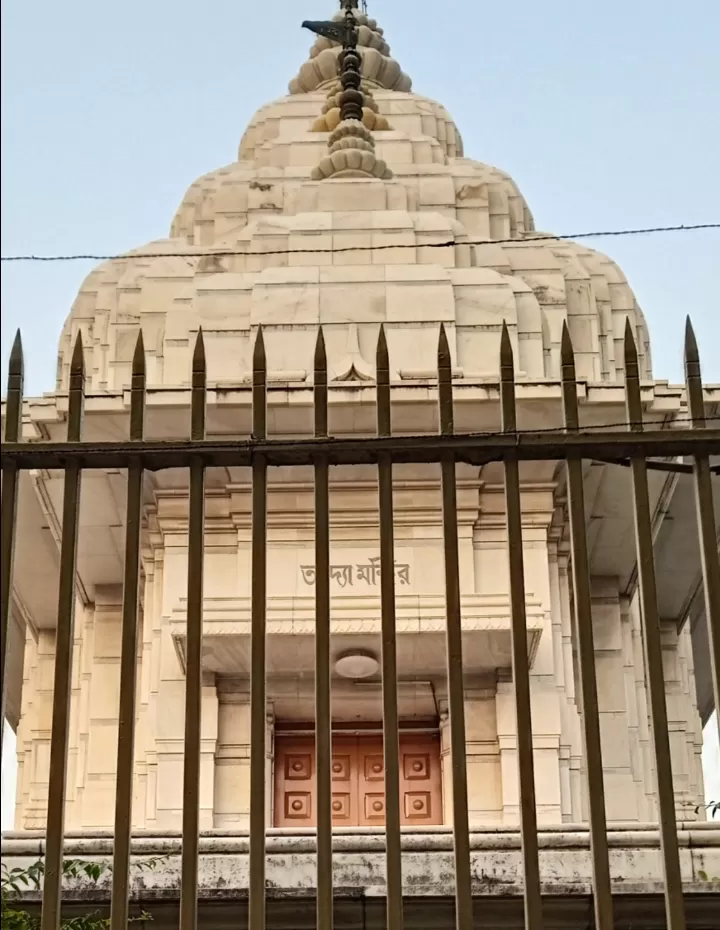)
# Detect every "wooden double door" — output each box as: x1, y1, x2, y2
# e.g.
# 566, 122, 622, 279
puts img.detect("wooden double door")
274, 732, 442, 828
